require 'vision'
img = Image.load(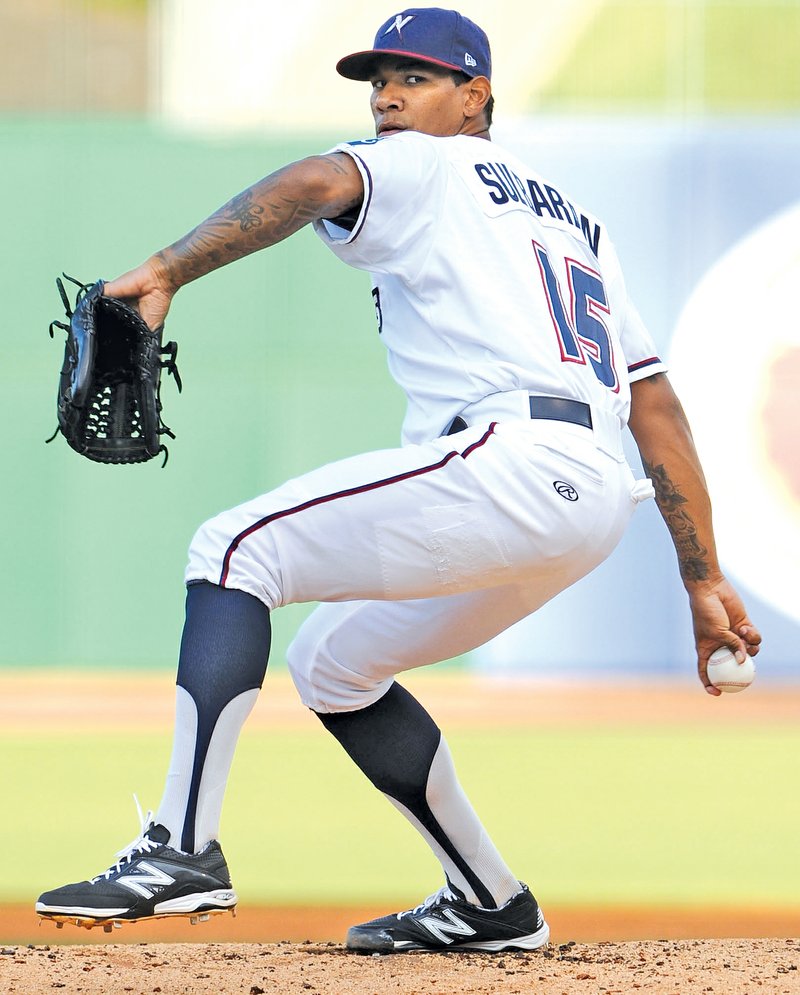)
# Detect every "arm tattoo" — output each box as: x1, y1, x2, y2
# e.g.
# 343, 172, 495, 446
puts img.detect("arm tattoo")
225, 190, 264, 232
643, 460, 710, 582
156, 156, 362, 288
